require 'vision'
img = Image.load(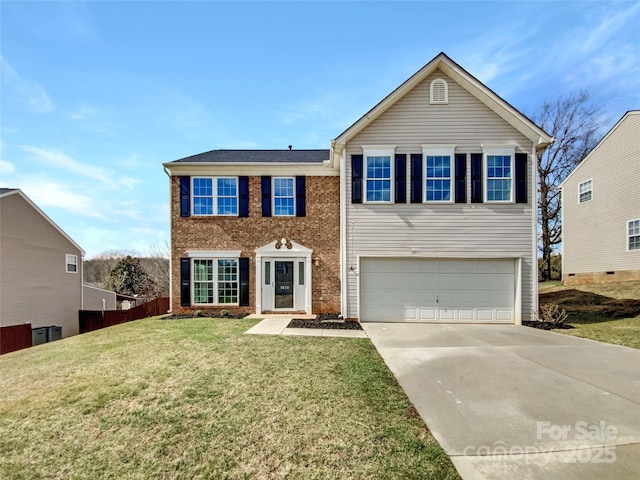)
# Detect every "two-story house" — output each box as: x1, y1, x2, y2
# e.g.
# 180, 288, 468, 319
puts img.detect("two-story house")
164, 52, 553, 324
560, 110, 640, 284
